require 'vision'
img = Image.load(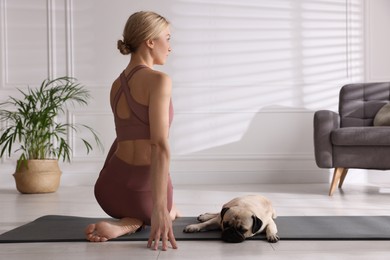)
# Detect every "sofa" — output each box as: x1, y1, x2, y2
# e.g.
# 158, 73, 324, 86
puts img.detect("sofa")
314, 82, 390, 195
